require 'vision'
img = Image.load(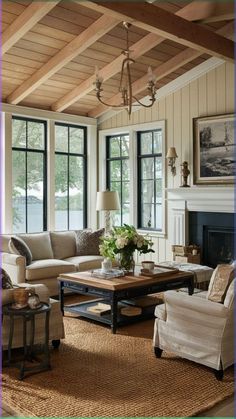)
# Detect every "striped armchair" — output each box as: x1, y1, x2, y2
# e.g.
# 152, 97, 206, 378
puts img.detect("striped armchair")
153, 278, 234, 380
